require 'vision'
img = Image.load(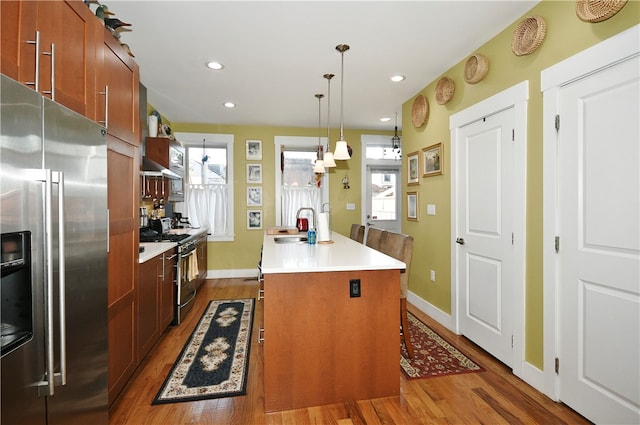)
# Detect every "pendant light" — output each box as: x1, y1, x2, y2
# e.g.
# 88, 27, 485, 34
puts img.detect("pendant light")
312, 93, 326, 174
391, 112, 401, 156
333, 44, 351, 160
322, 73, 336, 168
